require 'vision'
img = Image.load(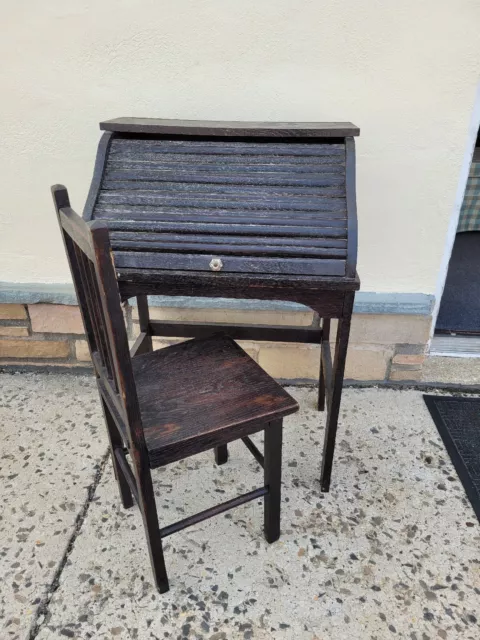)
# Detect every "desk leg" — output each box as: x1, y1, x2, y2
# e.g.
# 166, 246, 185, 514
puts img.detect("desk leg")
320, 293, 354, 492
215, 444, 229, 465
137, 295, 153, 352
318, 318, 331, 411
